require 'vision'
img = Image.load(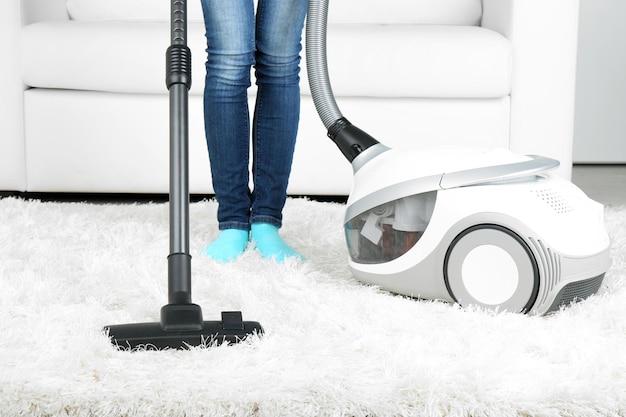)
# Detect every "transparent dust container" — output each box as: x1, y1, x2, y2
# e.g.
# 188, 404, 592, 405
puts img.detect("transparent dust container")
345, 191, 437, 264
